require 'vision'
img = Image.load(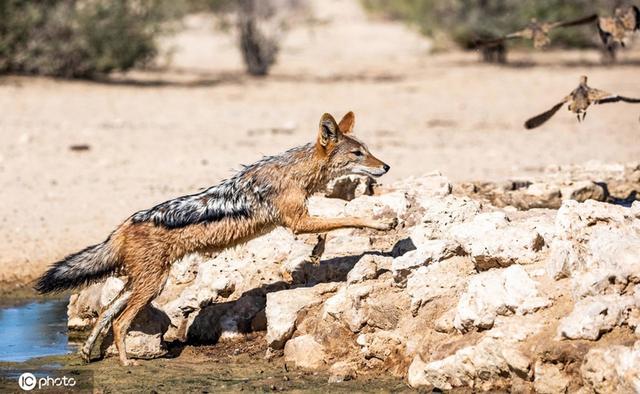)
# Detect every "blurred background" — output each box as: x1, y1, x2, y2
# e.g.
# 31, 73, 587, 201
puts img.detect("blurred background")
1, 0, 639, 286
